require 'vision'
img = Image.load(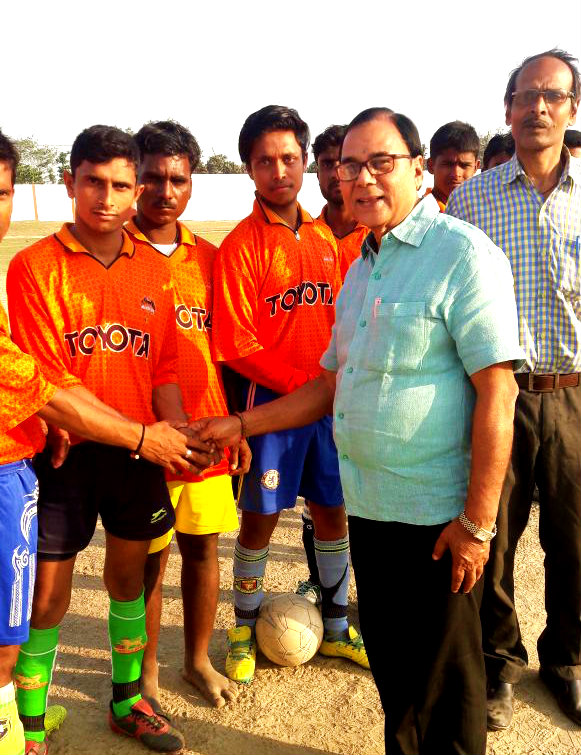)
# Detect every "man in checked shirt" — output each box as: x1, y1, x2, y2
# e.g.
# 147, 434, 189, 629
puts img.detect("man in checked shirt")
447, 48, 581, 732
